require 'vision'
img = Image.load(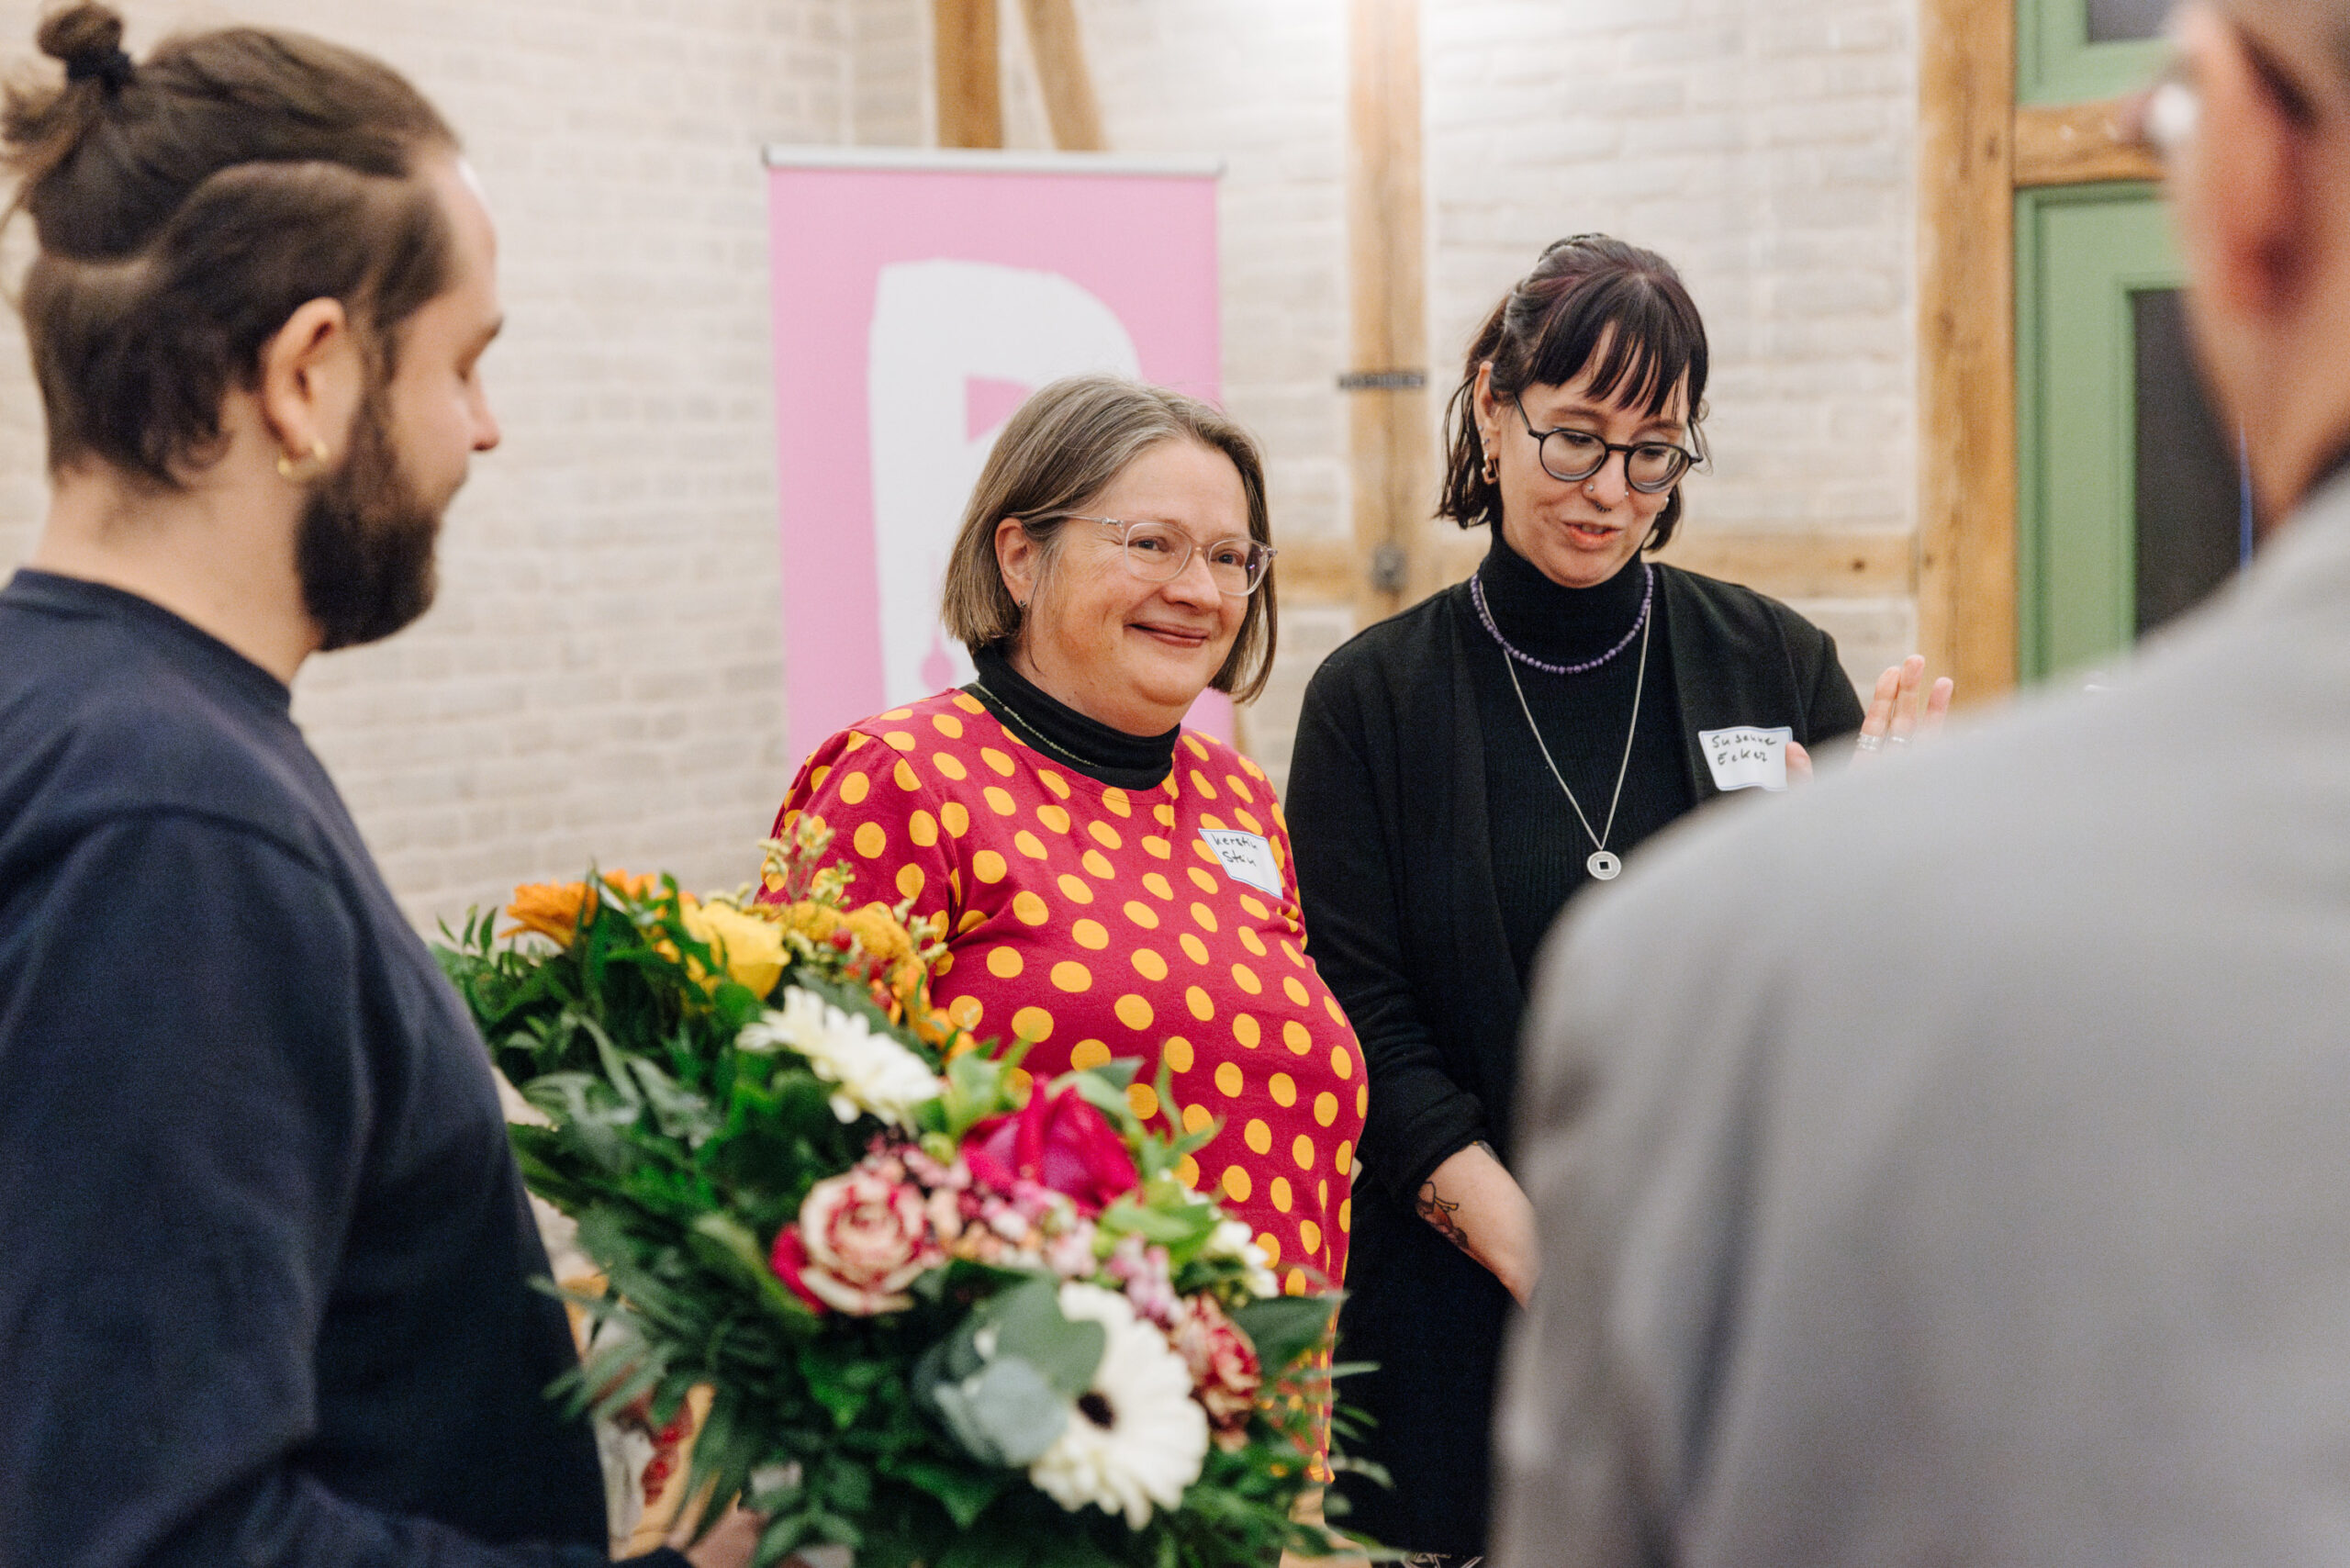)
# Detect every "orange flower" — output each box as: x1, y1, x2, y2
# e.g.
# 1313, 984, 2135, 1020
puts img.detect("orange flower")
910, 1003, 958, 1050
505, 881, 589, 945
503, 869, 658, 946
603, 869, 659, 901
